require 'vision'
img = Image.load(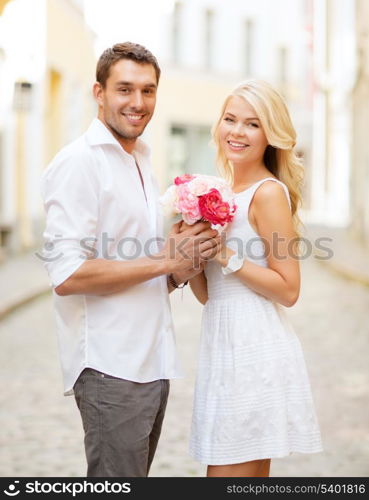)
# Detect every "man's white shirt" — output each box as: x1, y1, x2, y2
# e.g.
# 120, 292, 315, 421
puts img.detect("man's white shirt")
40, 118, 182, 395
